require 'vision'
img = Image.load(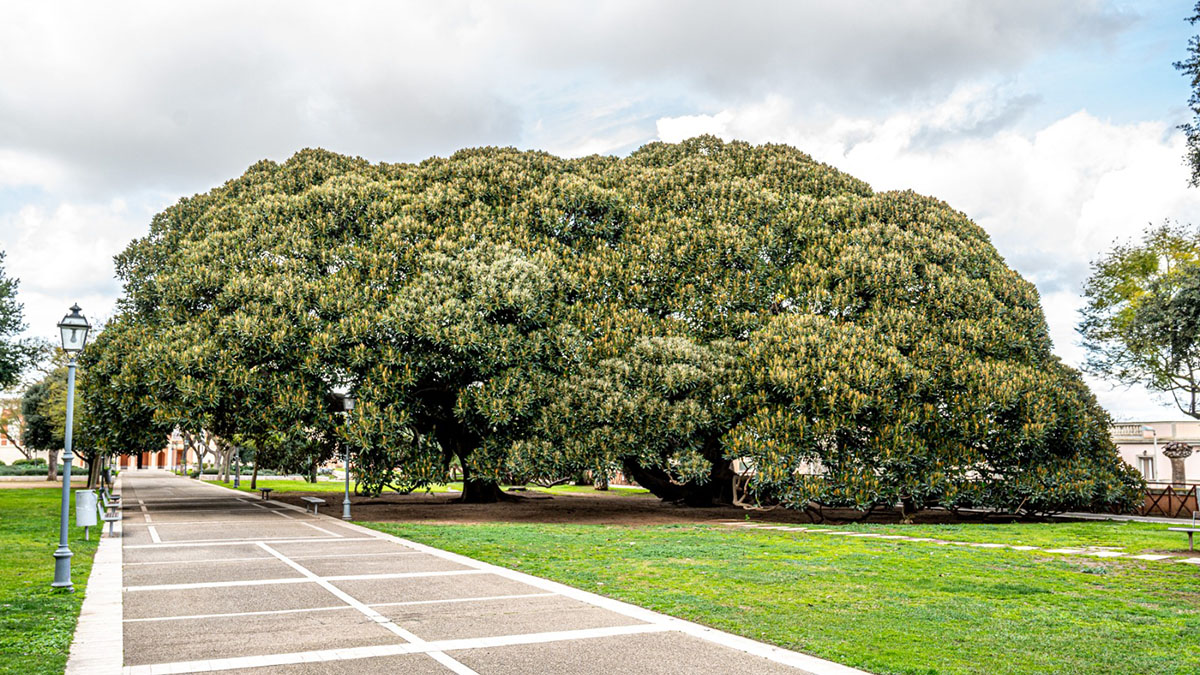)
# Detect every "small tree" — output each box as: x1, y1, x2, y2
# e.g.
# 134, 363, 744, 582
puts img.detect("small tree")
0, 251, 41, 390
1079, 221, 1200, 417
